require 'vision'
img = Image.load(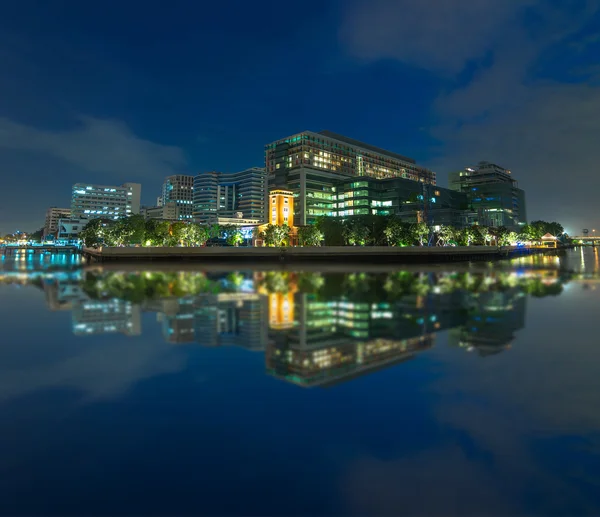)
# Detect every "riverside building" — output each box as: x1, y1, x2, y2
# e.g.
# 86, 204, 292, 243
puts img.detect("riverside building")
448, 161, 527, 230
193, 167, 267, 223
71, 183, 141, 220
161, 175, 194, 220
265, 130, 436, 225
